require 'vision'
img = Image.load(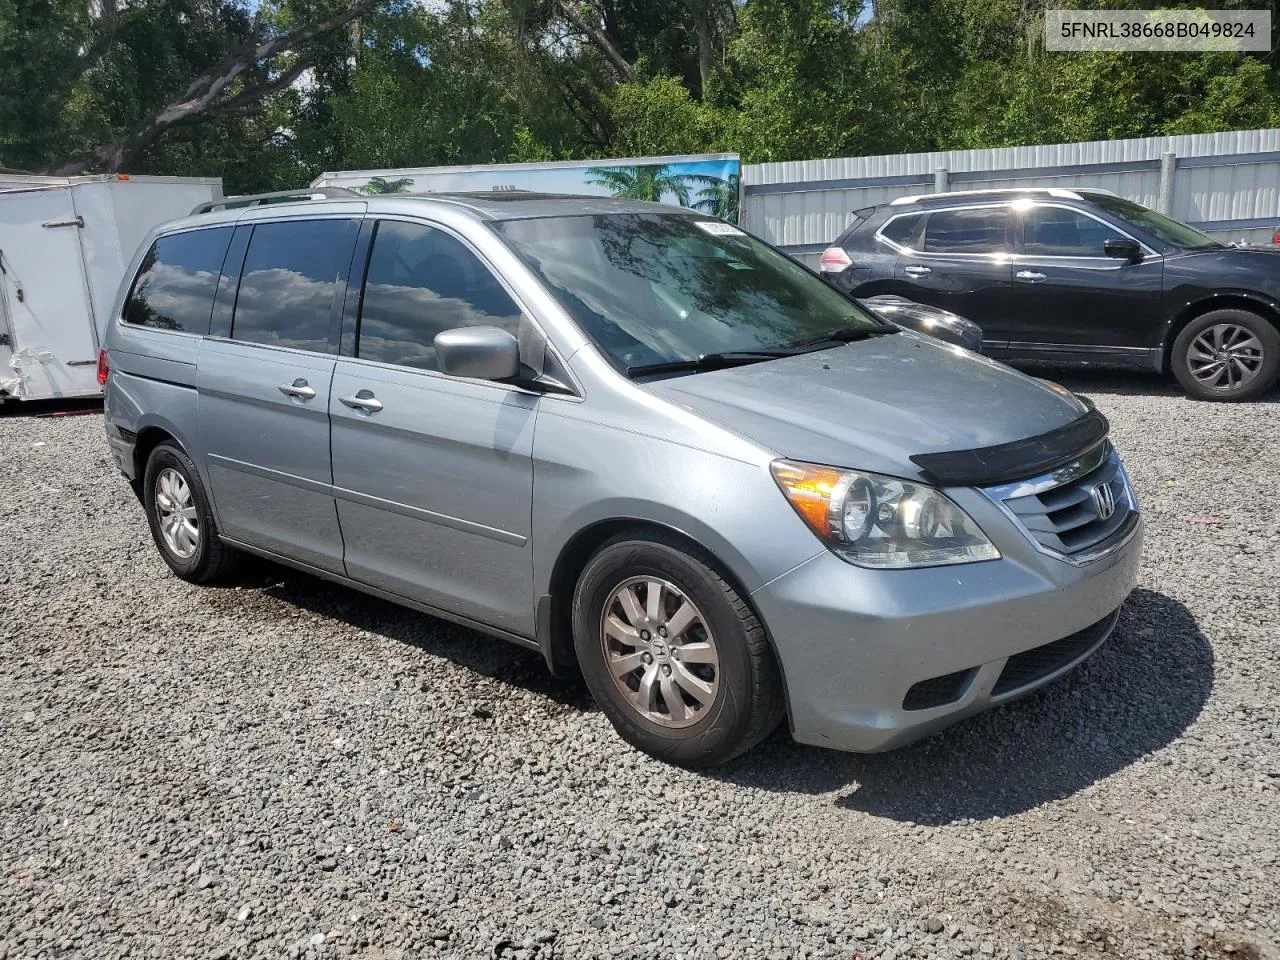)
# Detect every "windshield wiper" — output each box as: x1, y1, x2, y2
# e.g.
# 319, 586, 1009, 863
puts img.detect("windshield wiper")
627, 350, 796, 378
788, 323, 899, 348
